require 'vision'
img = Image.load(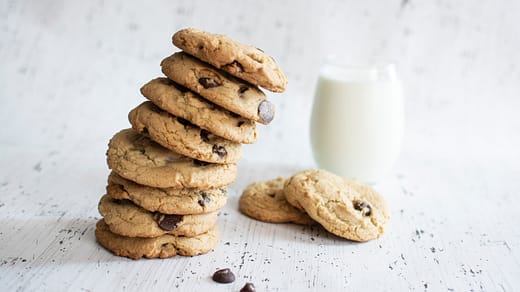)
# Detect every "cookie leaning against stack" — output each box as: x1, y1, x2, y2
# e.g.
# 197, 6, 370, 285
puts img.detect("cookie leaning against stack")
239, 169, 390, 242
95, 28, 287, 259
